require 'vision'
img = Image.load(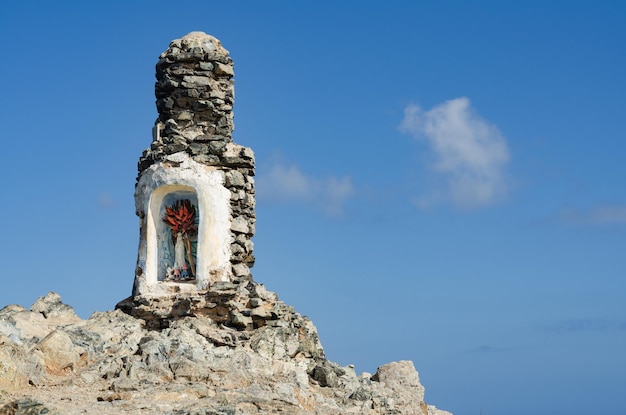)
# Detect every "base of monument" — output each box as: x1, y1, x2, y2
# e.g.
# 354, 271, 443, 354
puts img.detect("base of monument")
116, 280, 281, 331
